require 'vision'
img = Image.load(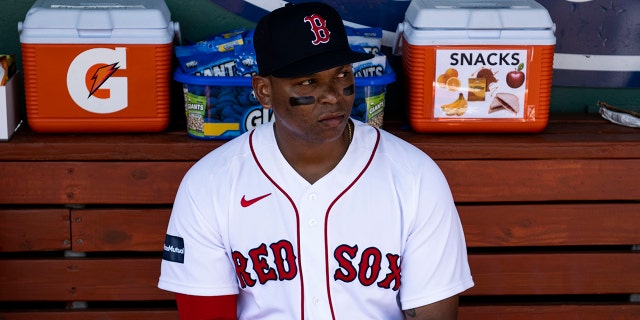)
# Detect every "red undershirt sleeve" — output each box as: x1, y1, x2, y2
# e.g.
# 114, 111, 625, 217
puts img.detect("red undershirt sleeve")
175, 293, 238, 320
